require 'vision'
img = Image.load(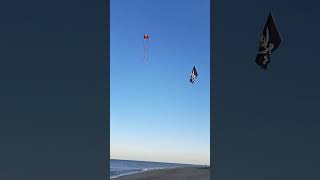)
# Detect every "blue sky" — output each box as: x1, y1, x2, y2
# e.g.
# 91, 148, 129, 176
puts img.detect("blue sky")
110, 0, 210, 165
